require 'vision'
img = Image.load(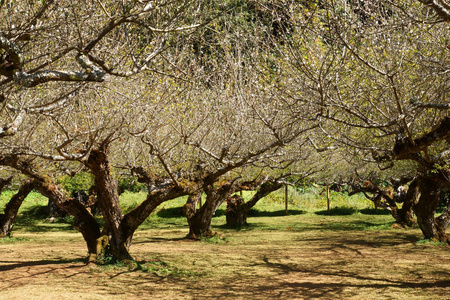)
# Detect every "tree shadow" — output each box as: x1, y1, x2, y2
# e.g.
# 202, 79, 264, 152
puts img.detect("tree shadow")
132, 236, 188, 244
359, 208, 391, 215
315, 207, 358, 216
248, 209, 306, 217
298, 232, 420, 247
155, 207, 184, 218
236, 255, 450, 299
0, 258, 86, 272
